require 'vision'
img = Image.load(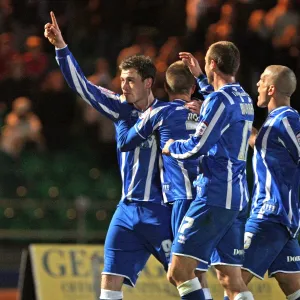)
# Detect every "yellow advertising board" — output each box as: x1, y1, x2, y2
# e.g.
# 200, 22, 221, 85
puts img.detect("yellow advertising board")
21, 244, 286, 300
